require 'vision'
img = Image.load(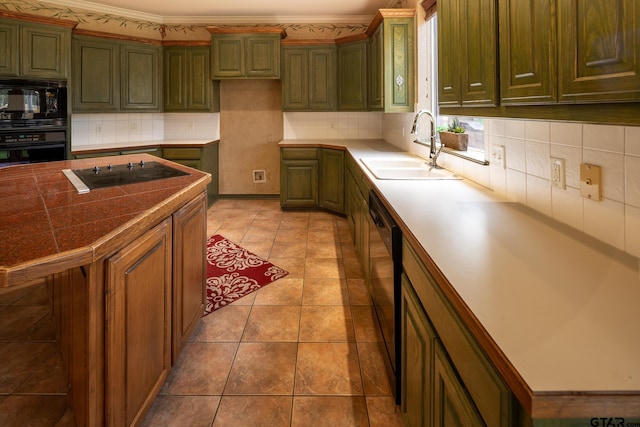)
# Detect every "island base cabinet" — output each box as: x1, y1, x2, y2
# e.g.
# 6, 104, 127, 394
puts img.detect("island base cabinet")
172, 192, 206, 362
105, 218, 173, 427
